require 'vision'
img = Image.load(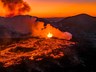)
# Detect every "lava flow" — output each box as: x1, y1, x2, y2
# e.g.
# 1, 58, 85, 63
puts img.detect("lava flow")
0, 38, 75, 67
